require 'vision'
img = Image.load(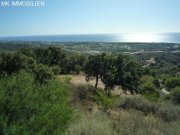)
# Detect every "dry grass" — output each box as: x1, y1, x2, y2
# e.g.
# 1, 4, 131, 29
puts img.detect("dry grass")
58, 75, 180, 135
63, 111, 116, 135
64, 107, 180, 135
58, 75, 131, 96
